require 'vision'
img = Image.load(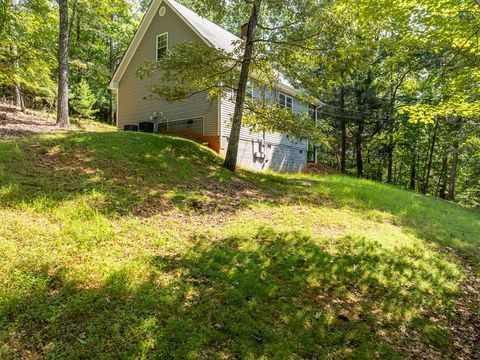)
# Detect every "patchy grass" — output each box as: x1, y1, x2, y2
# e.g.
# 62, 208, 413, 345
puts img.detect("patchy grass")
0, 130, 479, 359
